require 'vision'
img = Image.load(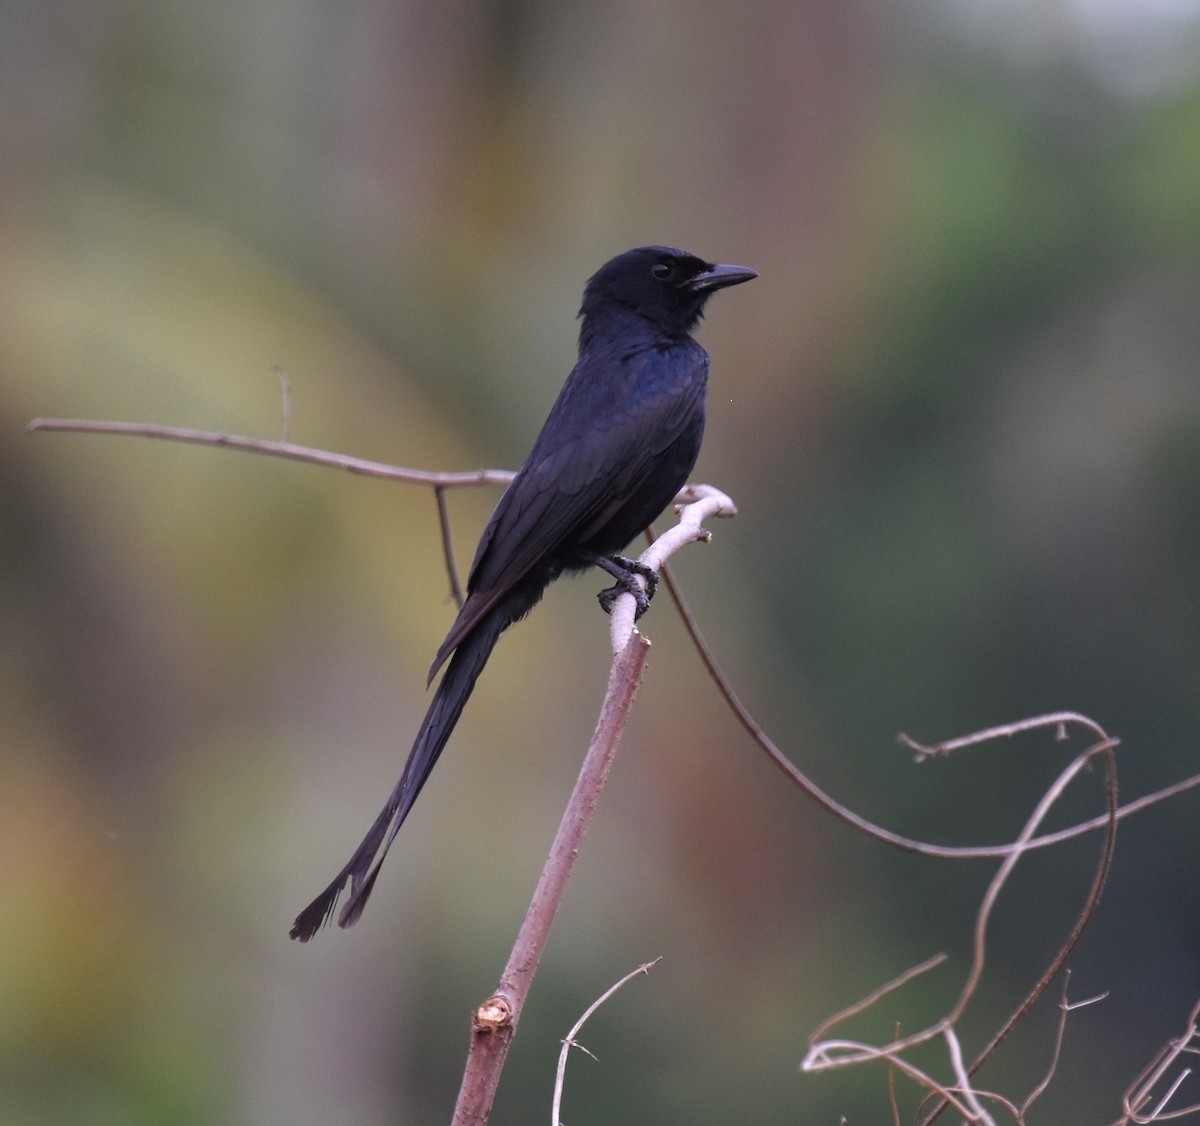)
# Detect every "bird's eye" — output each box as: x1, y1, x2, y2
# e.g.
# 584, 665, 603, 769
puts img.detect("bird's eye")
651, 260, 676, 281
